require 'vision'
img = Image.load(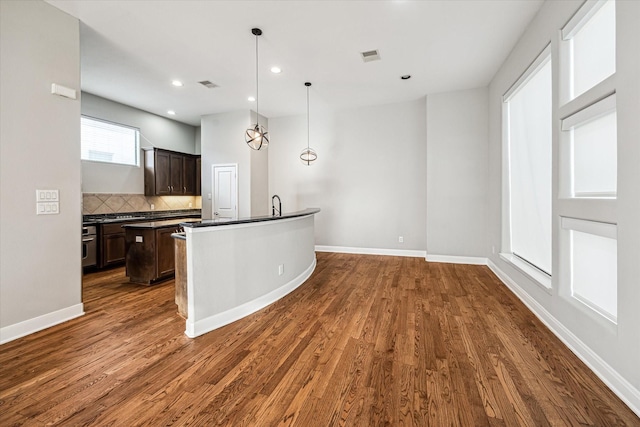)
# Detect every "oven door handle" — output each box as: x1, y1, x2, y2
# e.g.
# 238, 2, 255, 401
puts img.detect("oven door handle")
82, 237, 95, 243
